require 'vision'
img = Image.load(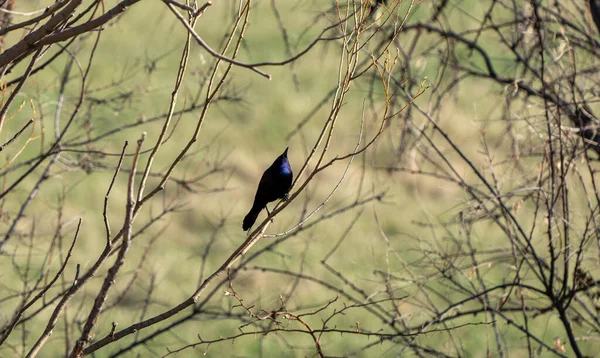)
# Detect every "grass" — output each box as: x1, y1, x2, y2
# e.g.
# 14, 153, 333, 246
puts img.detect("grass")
2, 0, 599, 357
